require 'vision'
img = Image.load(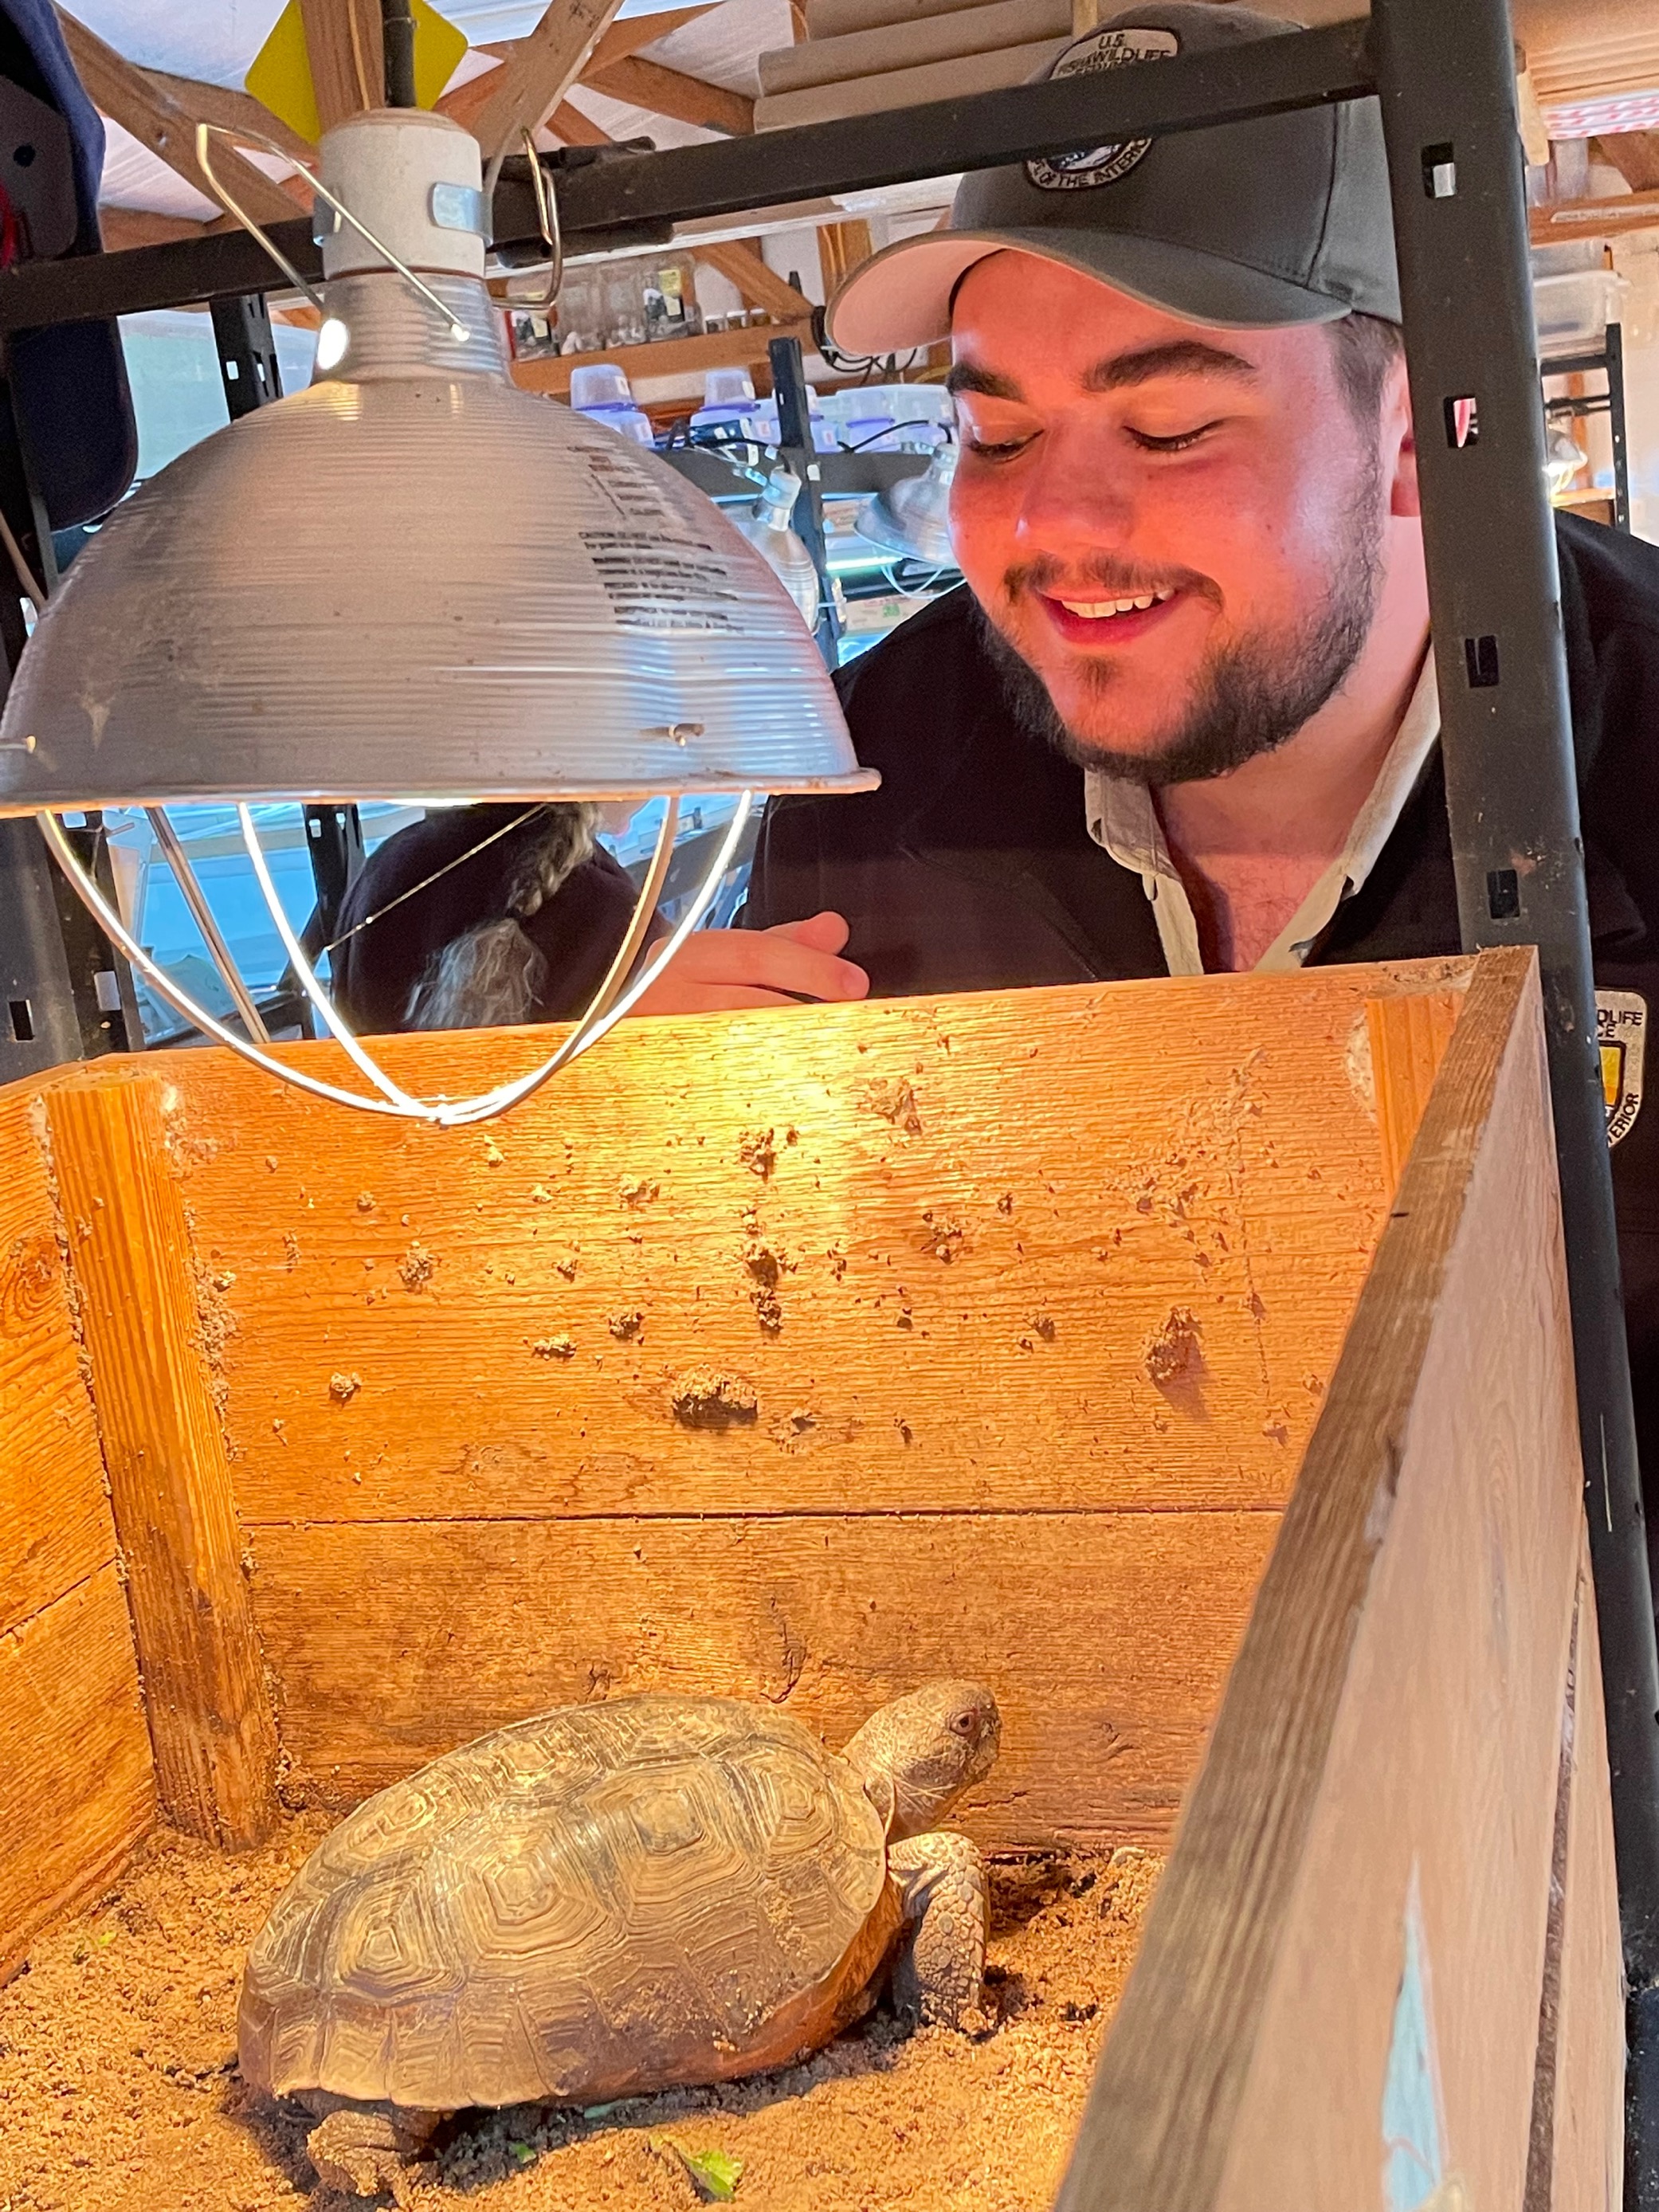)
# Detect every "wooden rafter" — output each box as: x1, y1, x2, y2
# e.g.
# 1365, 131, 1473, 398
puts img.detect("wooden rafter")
98, 205, 218, 250
1594, 131, 1659, 192
437, 65, 609, 149
692, 238, 811, 322
56, 8, 301, 227
143, 70, 315, 165
465, 0, 629, 163
297, 0, 384, 134
582, 54, 752, 135
584, 8, 717, 72
816, 218, 872, 295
